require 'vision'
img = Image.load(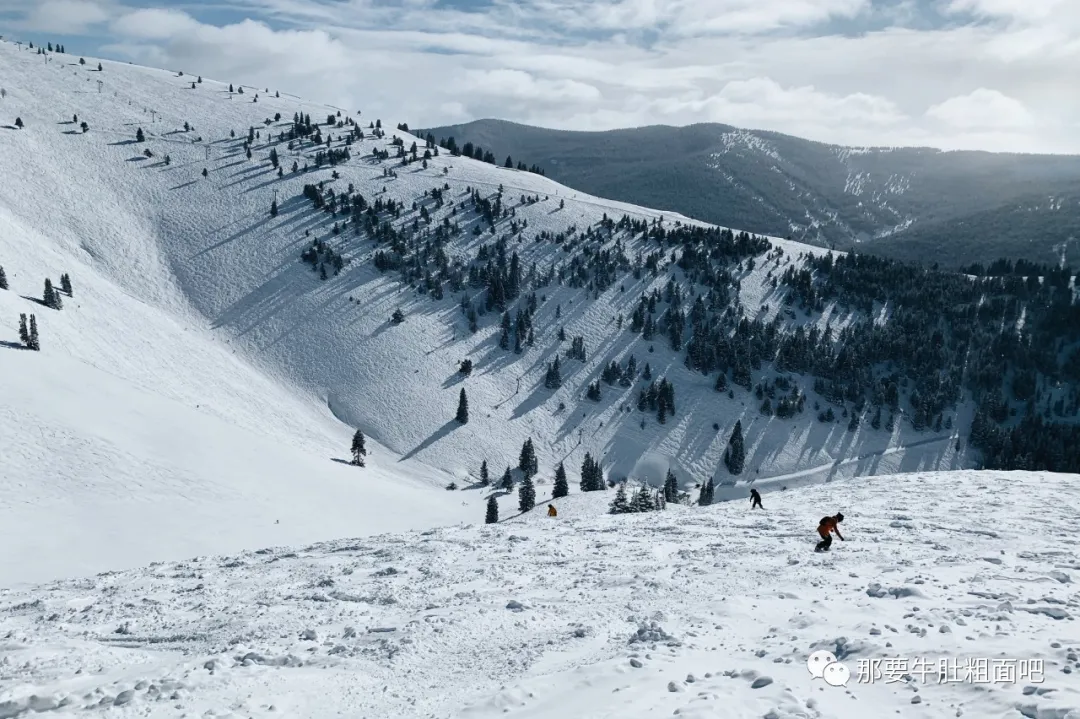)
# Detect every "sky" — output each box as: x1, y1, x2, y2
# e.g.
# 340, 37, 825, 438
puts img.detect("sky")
1, 0, 1078, 153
